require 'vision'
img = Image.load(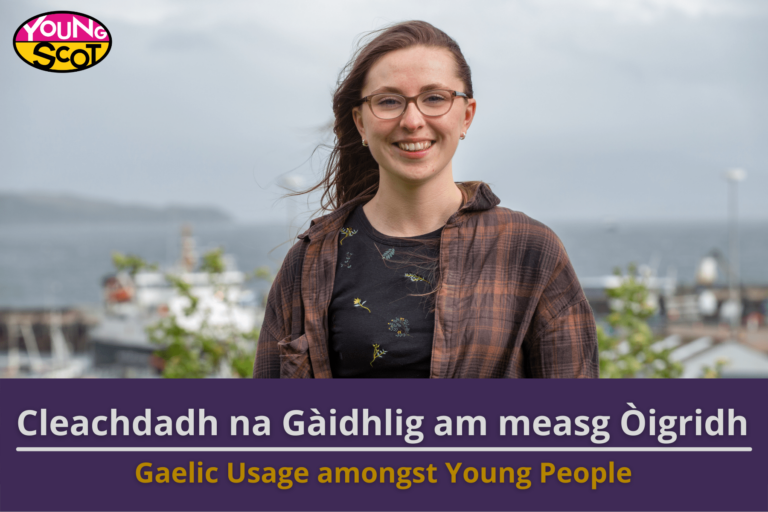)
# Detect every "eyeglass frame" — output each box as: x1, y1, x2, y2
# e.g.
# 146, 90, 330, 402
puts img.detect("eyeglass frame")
359, 89, 470, 120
